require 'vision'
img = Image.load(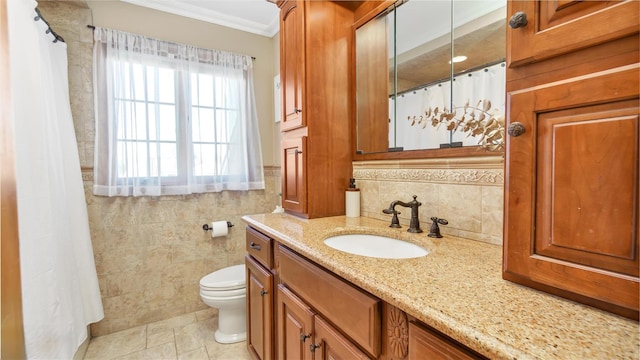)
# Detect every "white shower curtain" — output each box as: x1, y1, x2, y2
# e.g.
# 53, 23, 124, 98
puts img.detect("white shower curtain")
7, 0, 104, 358
393, 62, 505, 150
